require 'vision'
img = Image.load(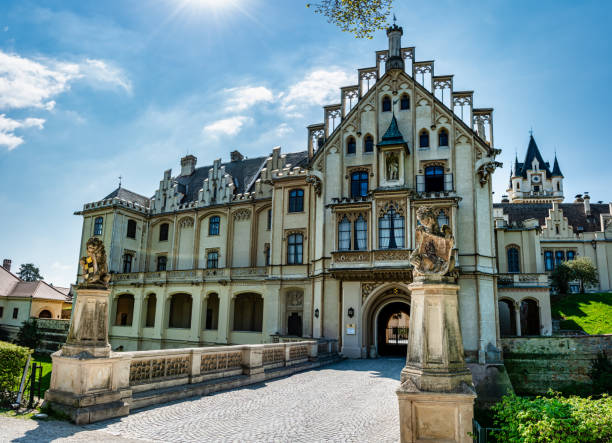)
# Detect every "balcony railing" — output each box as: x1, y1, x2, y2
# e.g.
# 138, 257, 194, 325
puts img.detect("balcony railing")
112, 266, 267, 285
416, 173, 453, 193
497, 273, 549, 288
